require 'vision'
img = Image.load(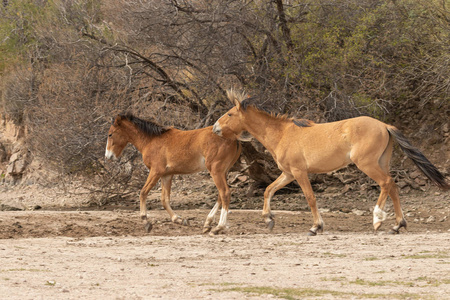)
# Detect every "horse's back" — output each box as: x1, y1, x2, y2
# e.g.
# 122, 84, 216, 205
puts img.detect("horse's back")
279, 116, 390, 173
148, 126, 238, 174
